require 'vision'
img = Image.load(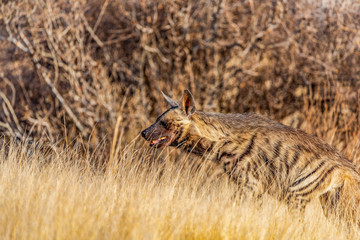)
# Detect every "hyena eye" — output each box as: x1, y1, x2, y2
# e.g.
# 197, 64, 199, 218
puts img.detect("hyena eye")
160, 121, 171, 130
